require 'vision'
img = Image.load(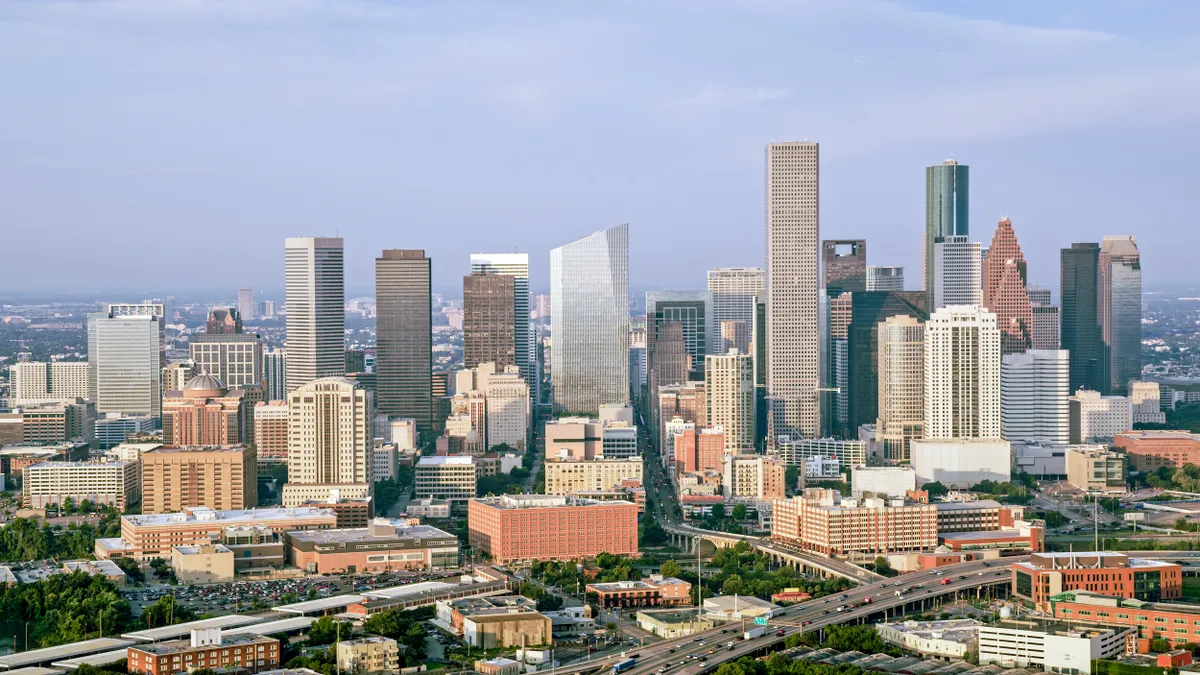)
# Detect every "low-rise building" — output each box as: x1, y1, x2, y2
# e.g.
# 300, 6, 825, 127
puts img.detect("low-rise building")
636, 611, 714, 639
171, 543, 235, 584
803, 455, 841, 480
405, 498, 451, 519
977, 621, 1135, 674
911, 438, 1011, 489
463, 610, 552, 649
415, 455, 477, 501
62, 559, 127, 585
722, 454, 785, 501
298, 496, 373, 528
701, 595, 779, 620
1013, 552, 1182, 610
543, 457, 643, 496
437, 595, 537, 634
851, 466, 916, 498
587, 575, 691, 608
1066, 445, 1127, 492
286, 519, 459, 574
23, 460, 140, 510
96, 506, 338, 560
475, 657, 521, 675
1069, 390, 1132, 444
126, 631, 280, 675
772, 488, 938, 557
775, 437, 867, 472
336, 637, 398, 674
1114, 430, 1200, 472
877, 619, 980, 658
1048, 590, 1200, 651
467, 495, 638, 563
